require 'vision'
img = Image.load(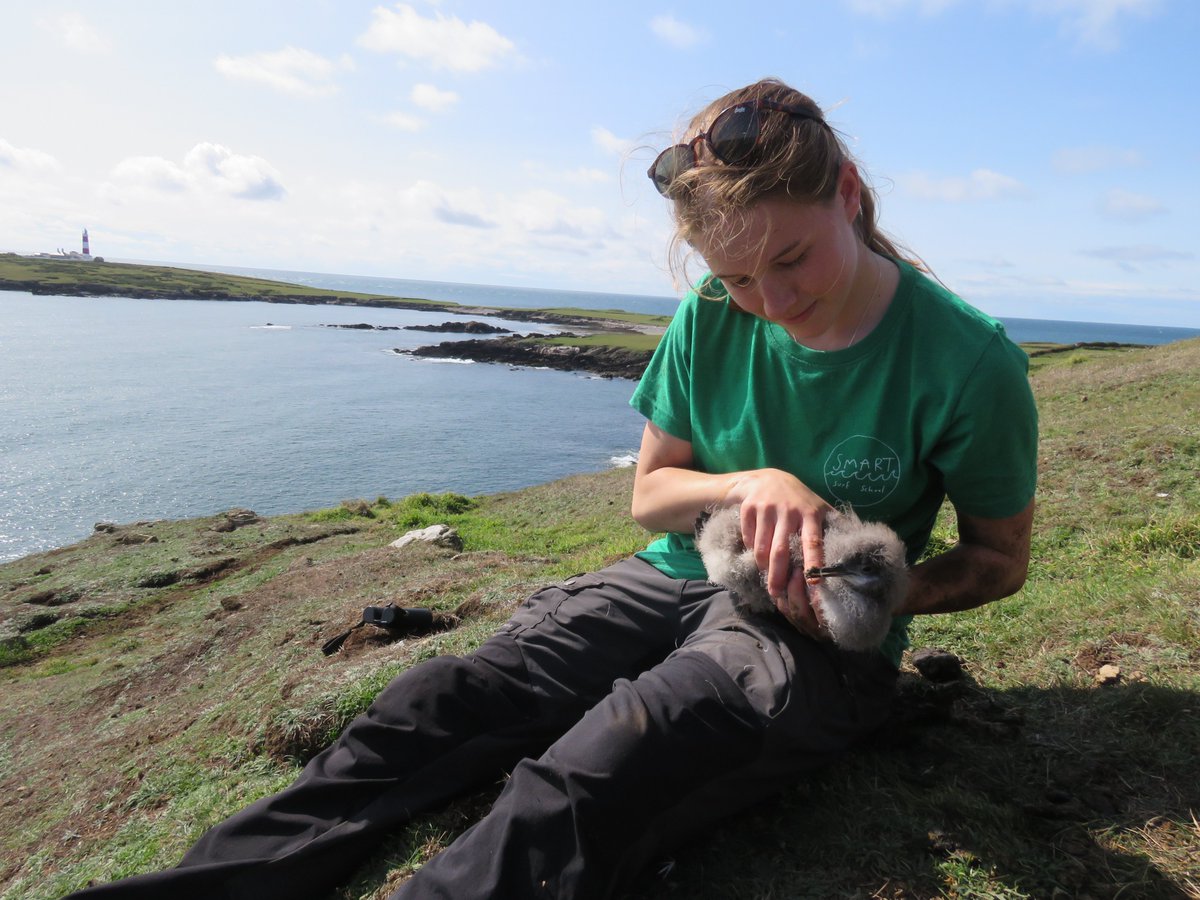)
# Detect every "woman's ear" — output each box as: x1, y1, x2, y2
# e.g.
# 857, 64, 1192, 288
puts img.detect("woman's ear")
837, 160, 862, 224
